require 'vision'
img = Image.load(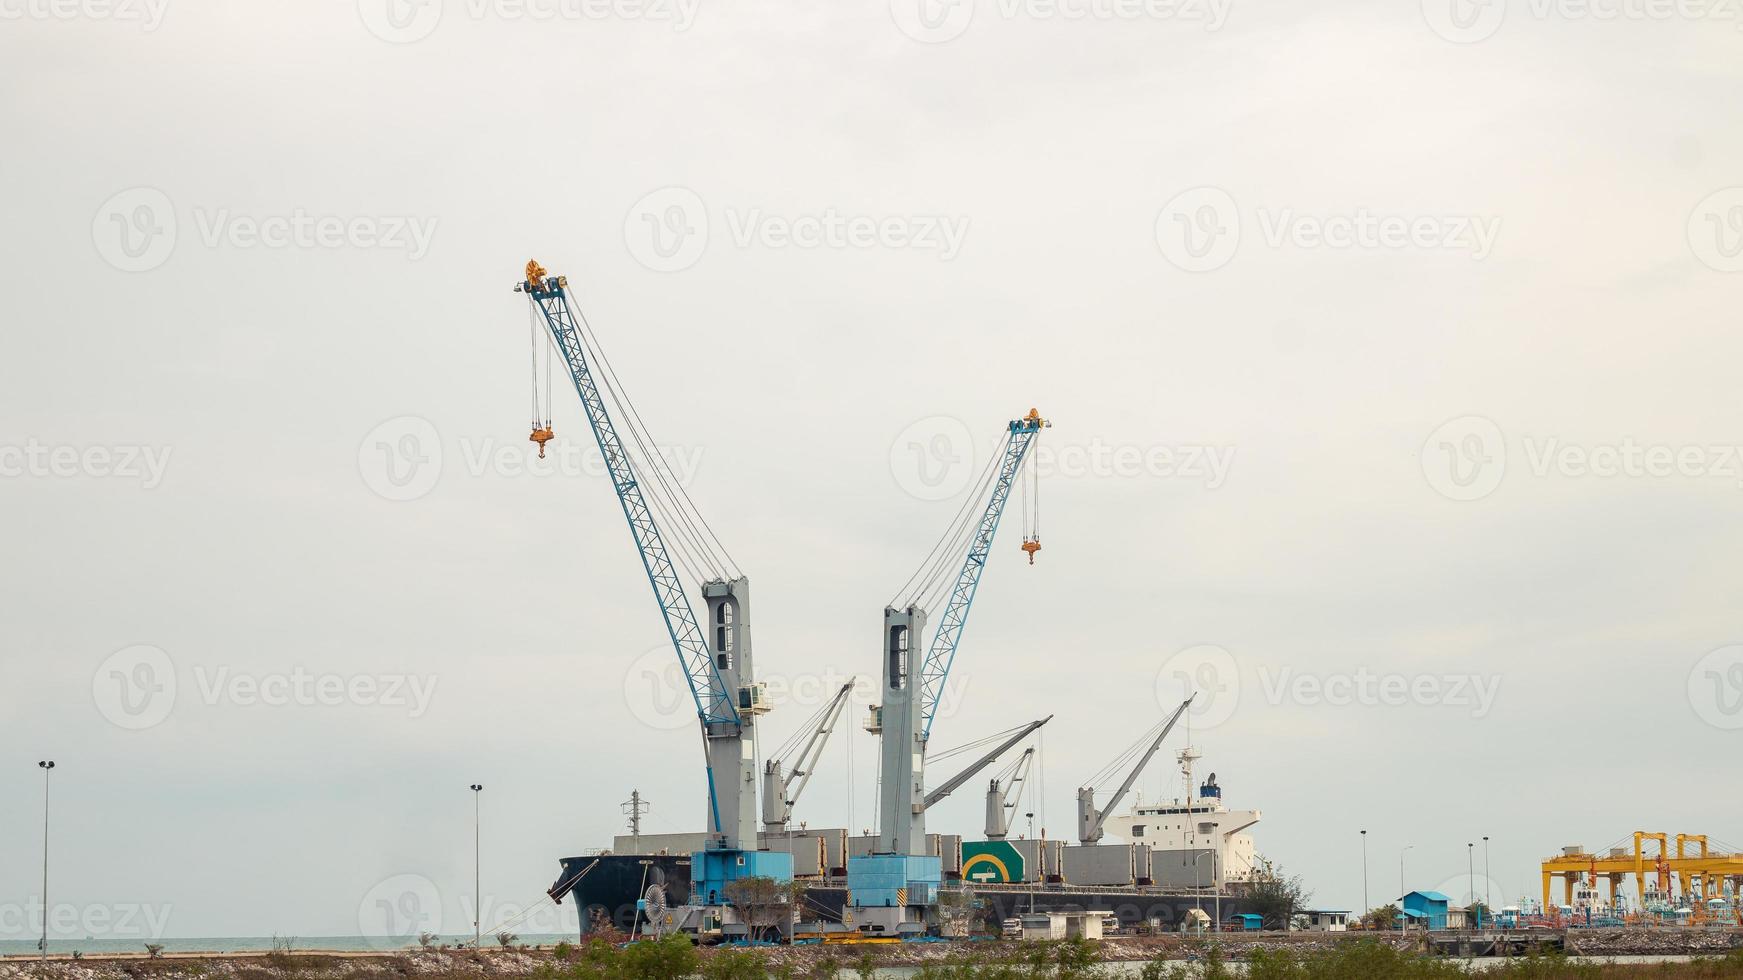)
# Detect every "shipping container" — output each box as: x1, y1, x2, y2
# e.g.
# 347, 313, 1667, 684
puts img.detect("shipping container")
760, 831, 828, 877
1061, 843, 1137, 887
1146, 847, 1220, 889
